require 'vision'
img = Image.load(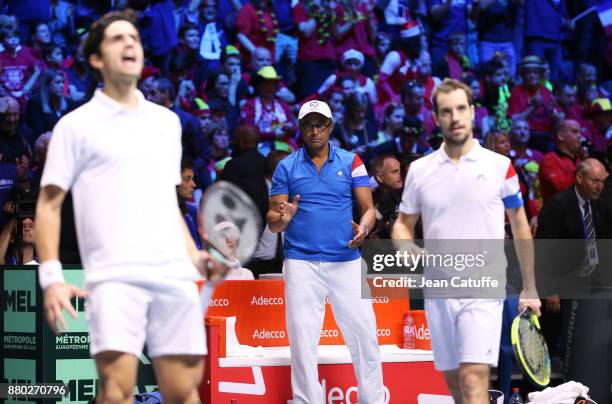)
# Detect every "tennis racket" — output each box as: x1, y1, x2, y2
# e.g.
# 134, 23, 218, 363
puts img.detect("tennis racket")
511, 307, 551, 387
198, 181, 262, 308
